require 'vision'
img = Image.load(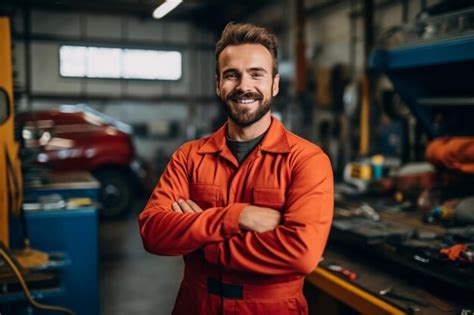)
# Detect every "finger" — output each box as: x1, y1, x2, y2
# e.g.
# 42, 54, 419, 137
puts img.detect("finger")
172, 202, 183, 213
178, 199, 194, 213
187, 200, 203, 213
